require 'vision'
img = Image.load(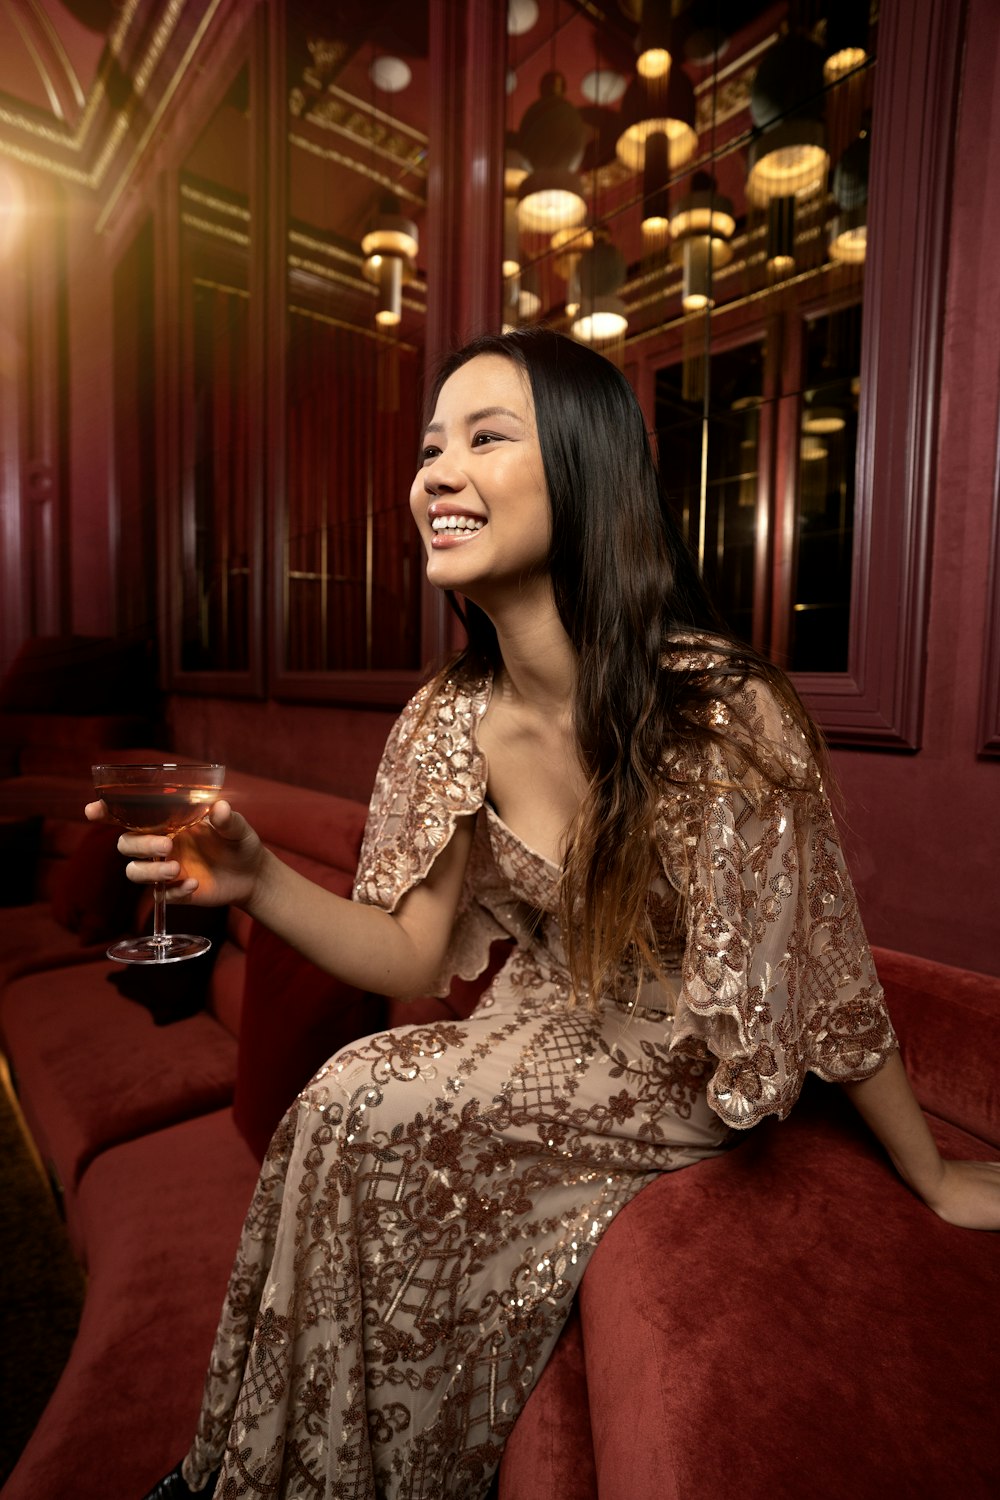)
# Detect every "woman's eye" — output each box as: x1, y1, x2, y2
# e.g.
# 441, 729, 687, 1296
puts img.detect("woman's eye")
472, 431, 501, 447
420, 445, 441, 464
